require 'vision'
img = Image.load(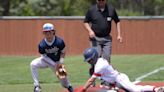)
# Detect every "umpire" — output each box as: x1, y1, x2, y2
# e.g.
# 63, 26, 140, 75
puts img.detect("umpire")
84, 0, 123, 86
84, 0, 122, 62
